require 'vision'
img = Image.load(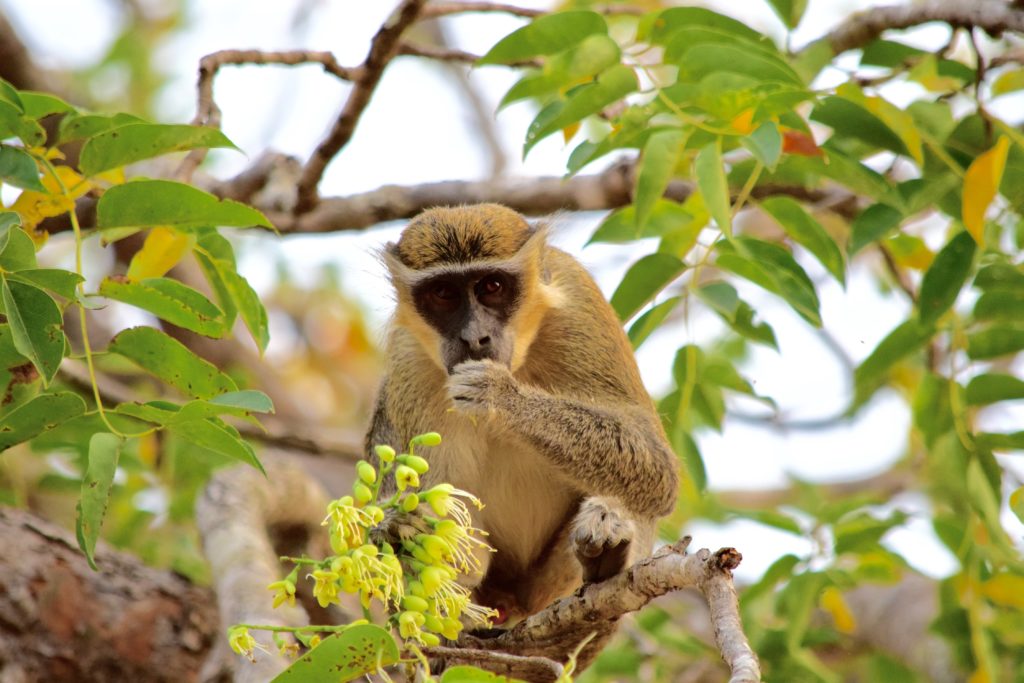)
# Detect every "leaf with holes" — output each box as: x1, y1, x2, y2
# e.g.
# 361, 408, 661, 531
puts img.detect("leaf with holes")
270, 625, 399, 682
1, 278, 65, 384
0, 392, 86, 452
99, 276, 227, 338
107, 326, 237, 399
75, 433, 122, 570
